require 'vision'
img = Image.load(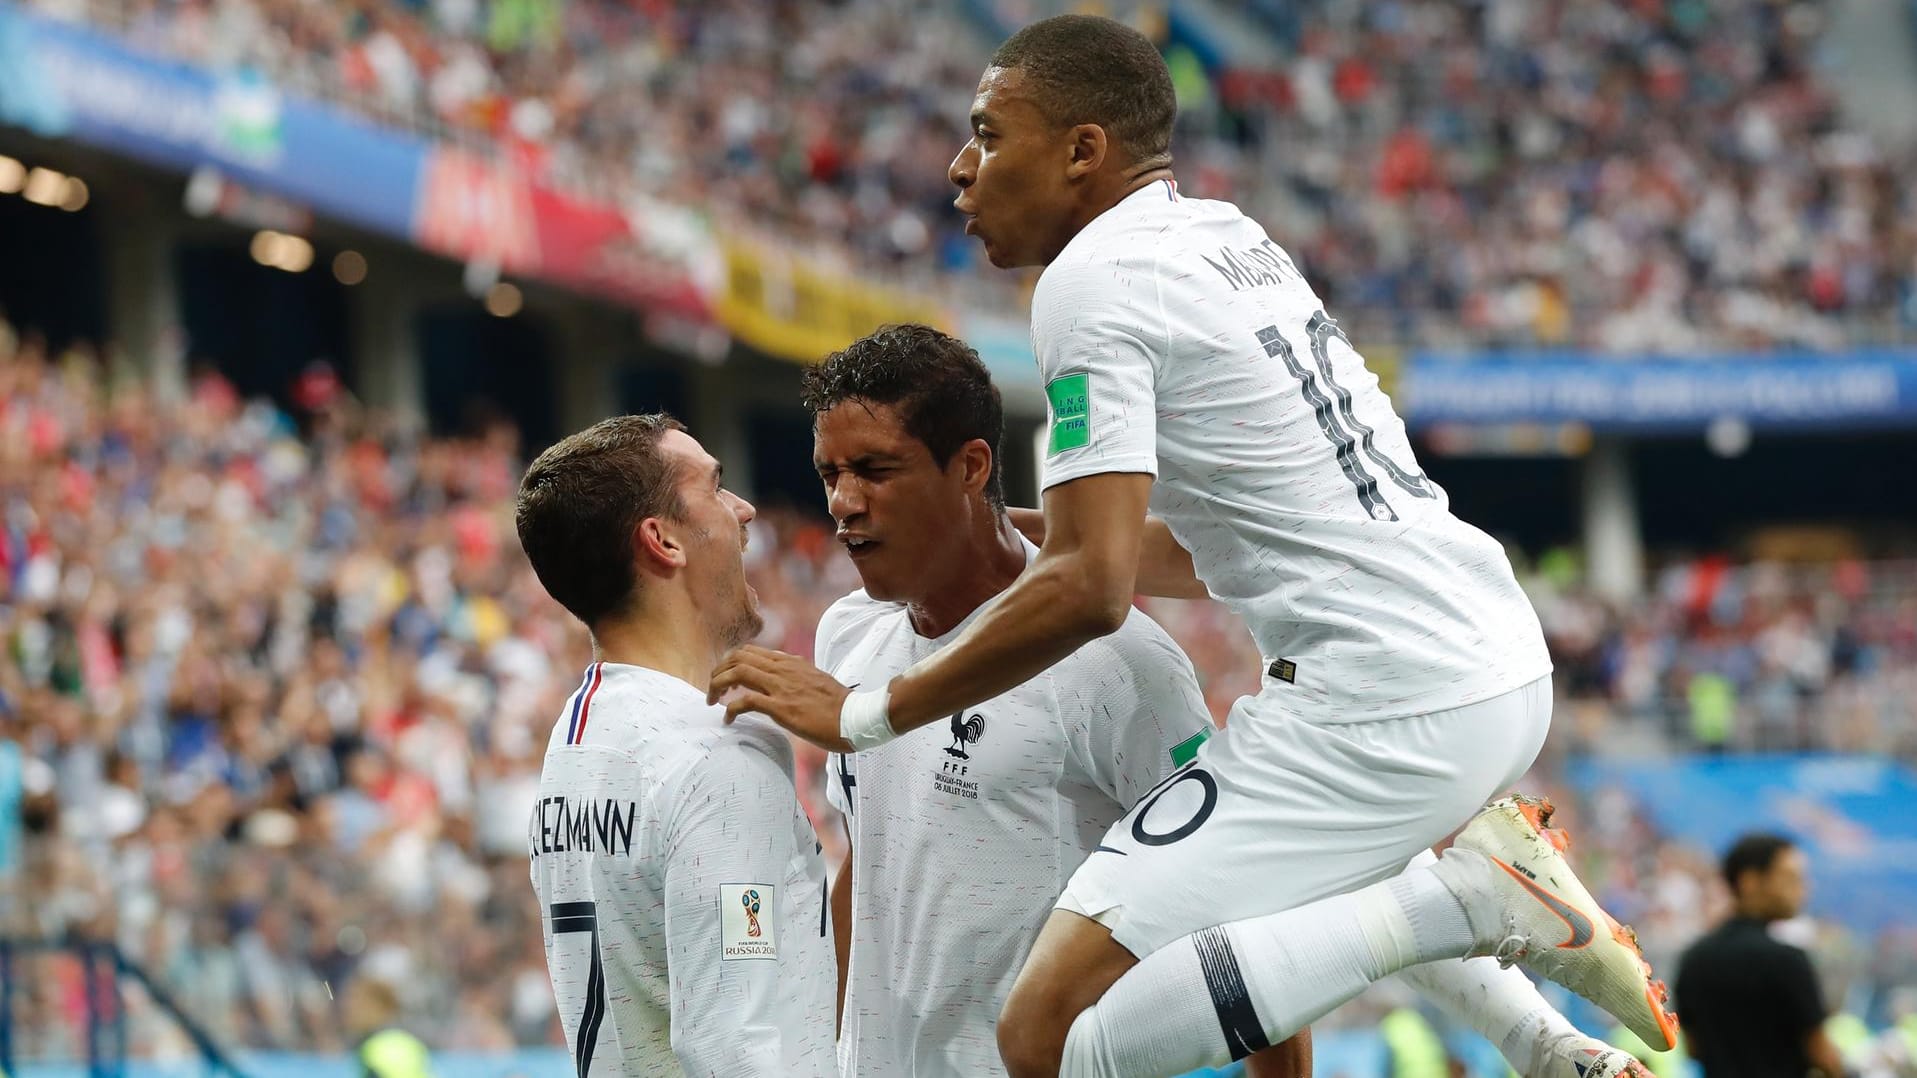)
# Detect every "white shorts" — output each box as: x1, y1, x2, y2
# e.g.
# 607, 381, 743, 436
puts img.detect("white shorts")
1057, 676, 1553, 958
